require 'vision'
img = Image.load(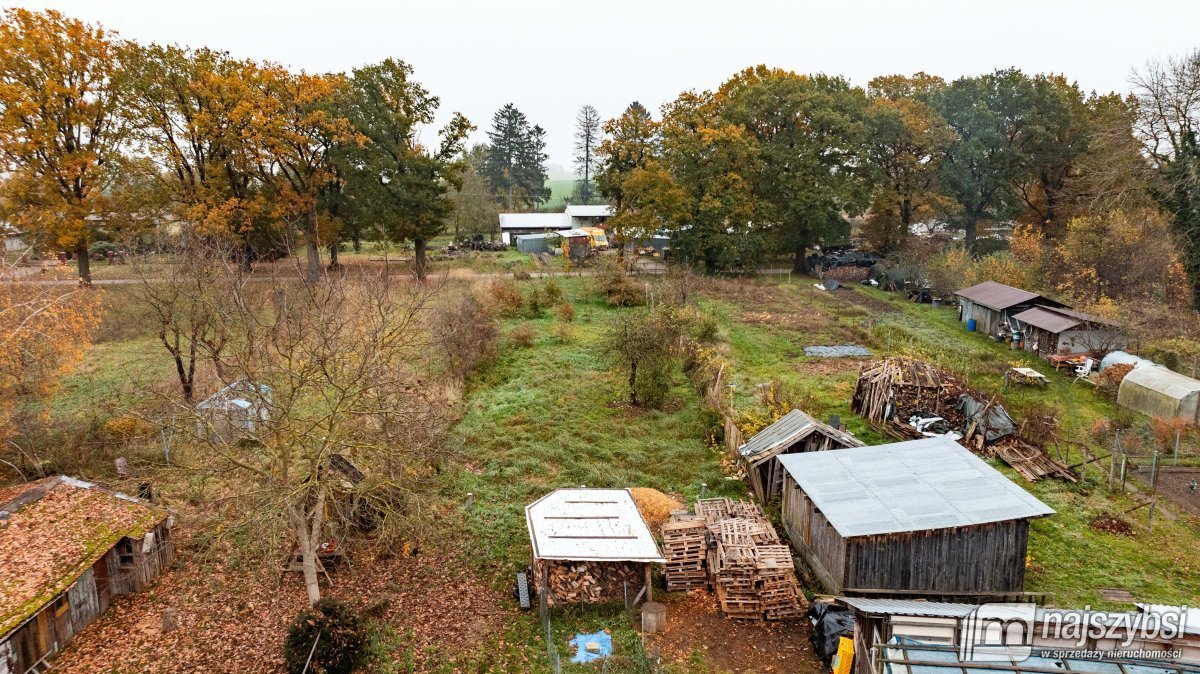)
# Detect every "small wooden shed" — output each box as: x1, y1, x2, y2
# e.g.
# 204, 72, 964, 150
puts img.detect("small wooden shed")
955, 281, 1063, 336
0, 476, 173, 673
778, 437, 1053, 598
1009, 306, 1125, 357
737, 409, 864, 503
525, 488, 664, 606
